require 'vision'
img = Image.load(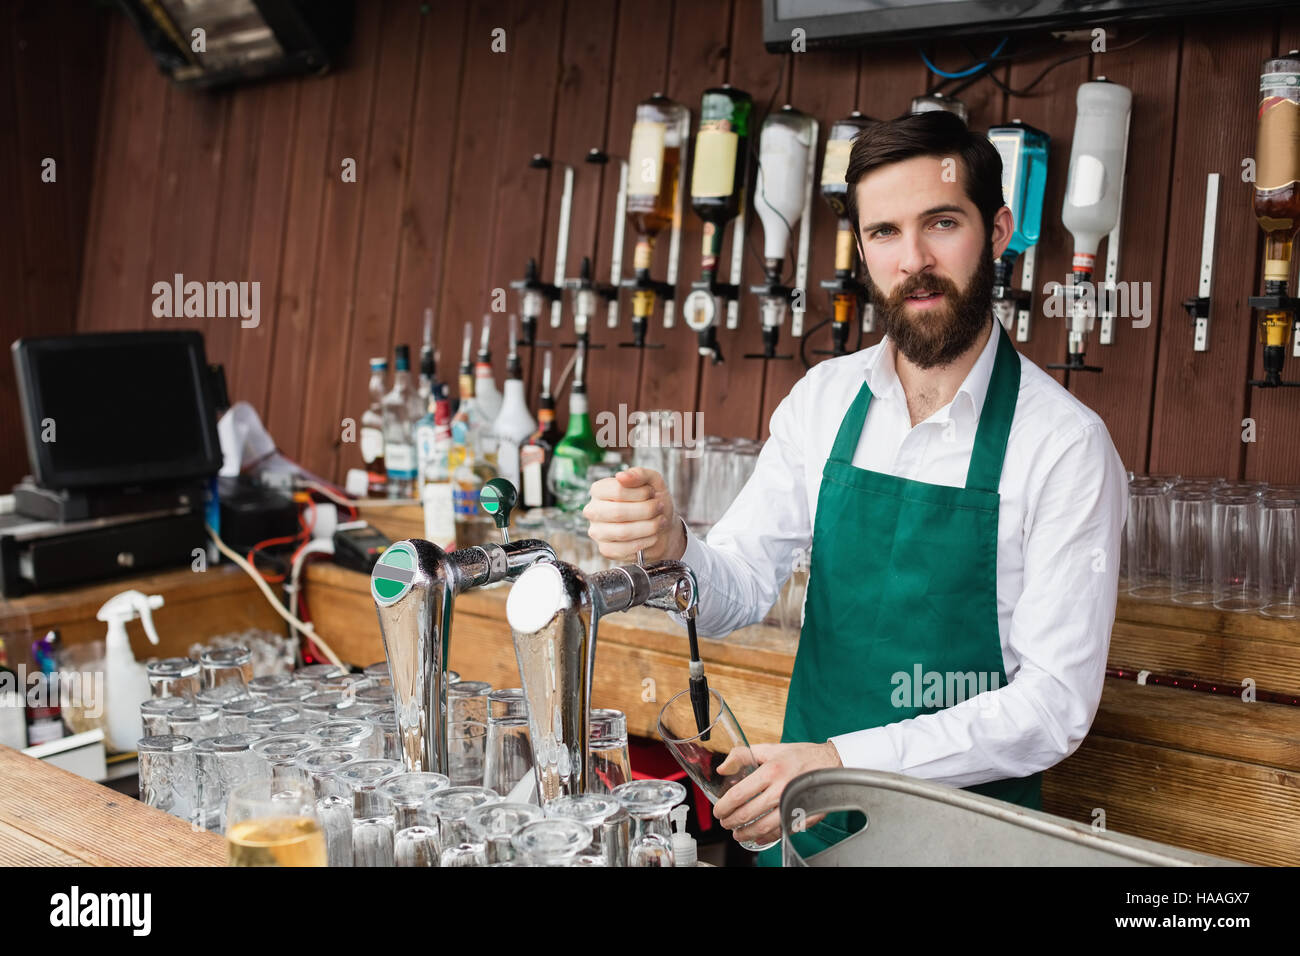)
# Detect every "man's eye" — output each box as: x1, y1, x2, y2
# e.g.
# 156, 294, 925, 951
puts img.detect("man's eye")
870, 226, 894, 239
933, 218, 957, 229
